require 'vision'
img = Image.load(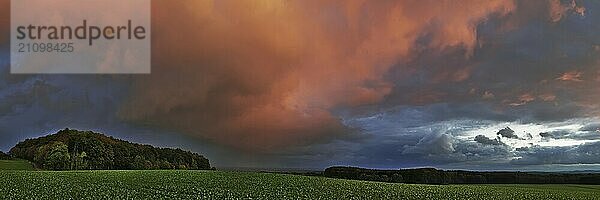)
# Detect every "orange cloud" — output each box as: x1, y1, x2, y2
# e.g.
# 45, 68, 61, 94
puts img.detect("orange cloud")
539, 94, 557, 102
115, 0, 517, 151
556, 71, 583, 82
509, 93, 536, 106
